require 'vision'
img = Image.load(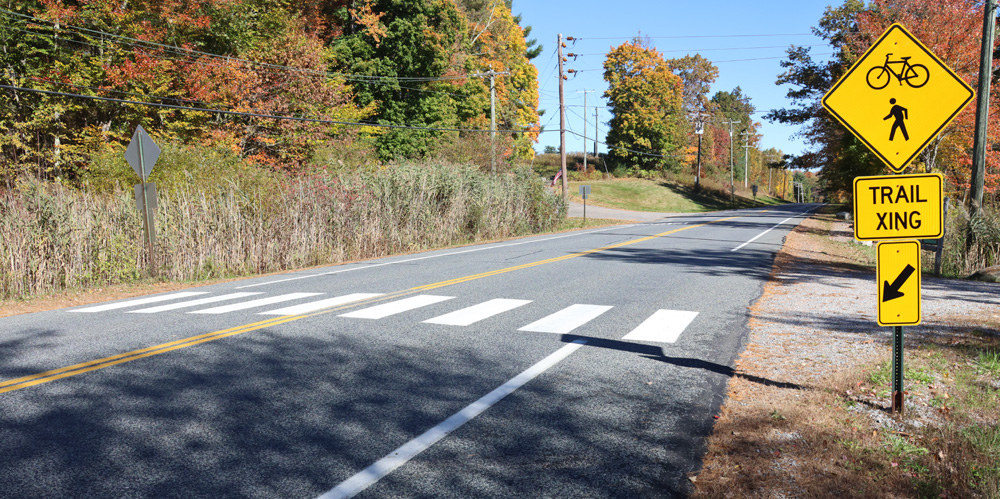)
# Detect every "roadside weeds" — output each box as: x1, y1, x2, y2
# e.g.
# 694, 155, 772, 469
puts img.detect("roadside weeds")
0, 216, 625, 318
693, 209, 1000, 498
